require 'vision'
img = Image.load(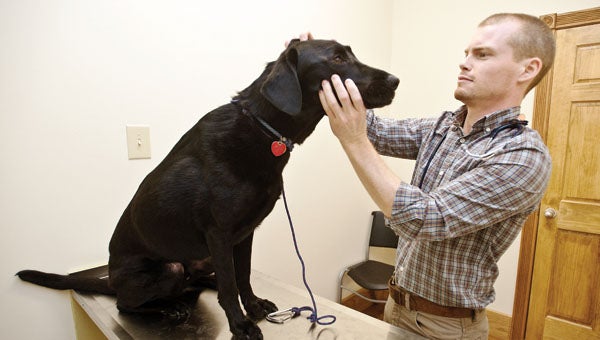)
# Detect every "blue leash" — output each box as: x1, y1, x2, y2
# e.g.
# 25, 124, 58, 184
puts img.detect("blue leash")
266, 188, 336, 326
